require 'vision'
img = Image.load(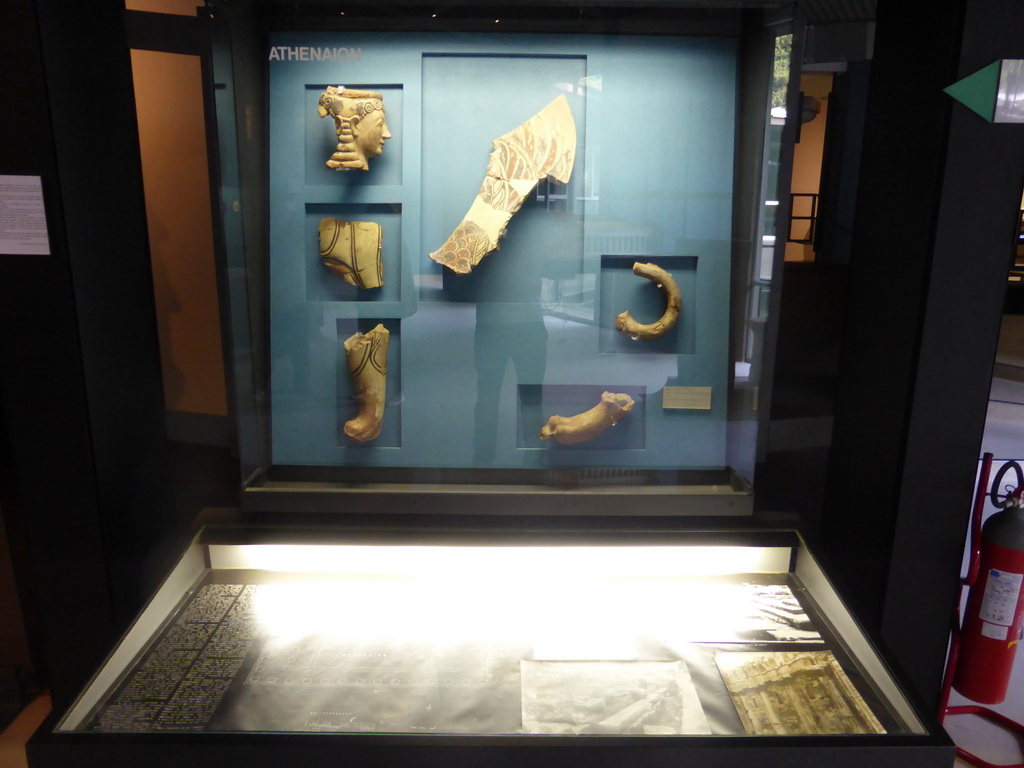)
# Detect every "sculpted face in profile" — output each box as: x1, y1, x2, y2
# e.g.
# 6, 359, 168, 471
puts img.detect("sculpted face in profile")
317, 86, 391, 171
